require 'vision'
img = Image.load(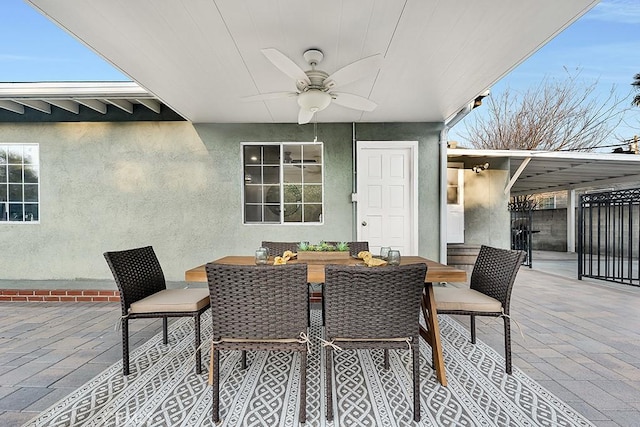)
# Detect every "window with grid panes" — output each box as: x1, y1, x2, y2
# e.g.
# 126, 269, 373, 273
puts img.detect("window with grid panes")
0, 144, 40, 223
243, 143, 323, 224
